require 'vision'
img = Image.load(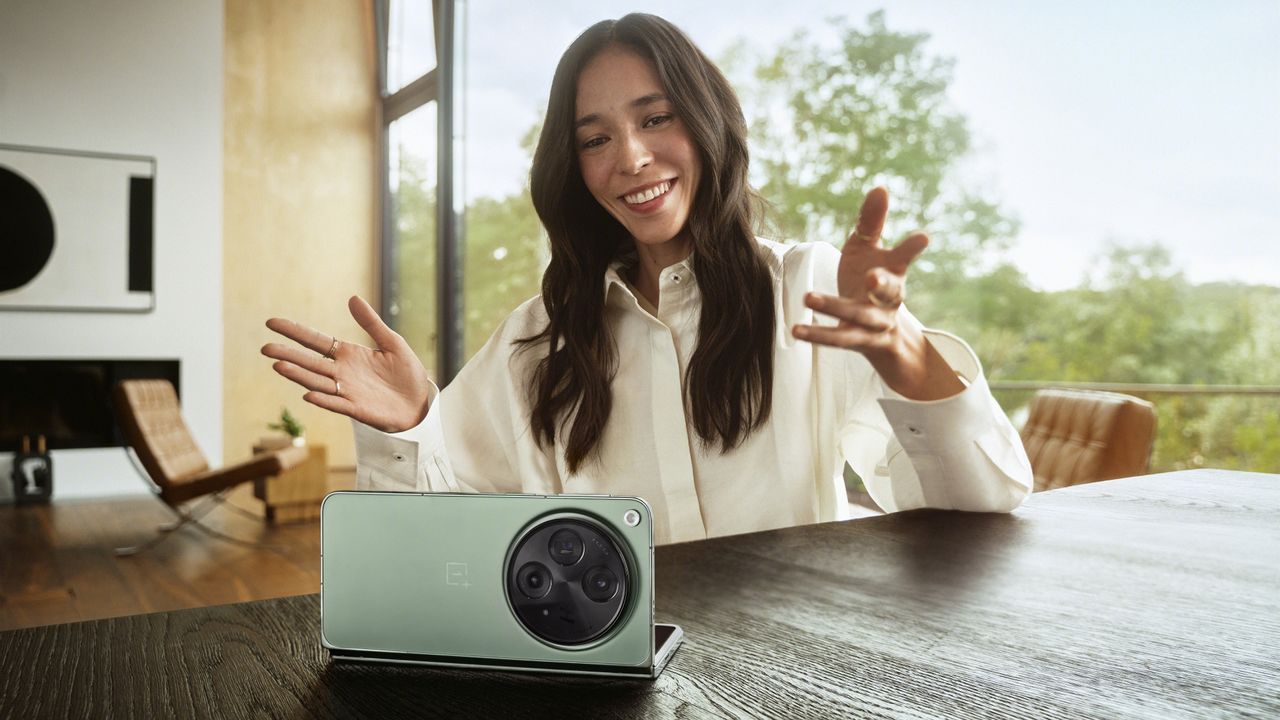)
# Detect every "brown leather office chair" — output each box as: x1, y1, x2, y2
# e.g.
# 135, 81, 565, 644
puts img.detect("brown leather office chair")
112, 379, 308, 555
1021, 388, 1157, 492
